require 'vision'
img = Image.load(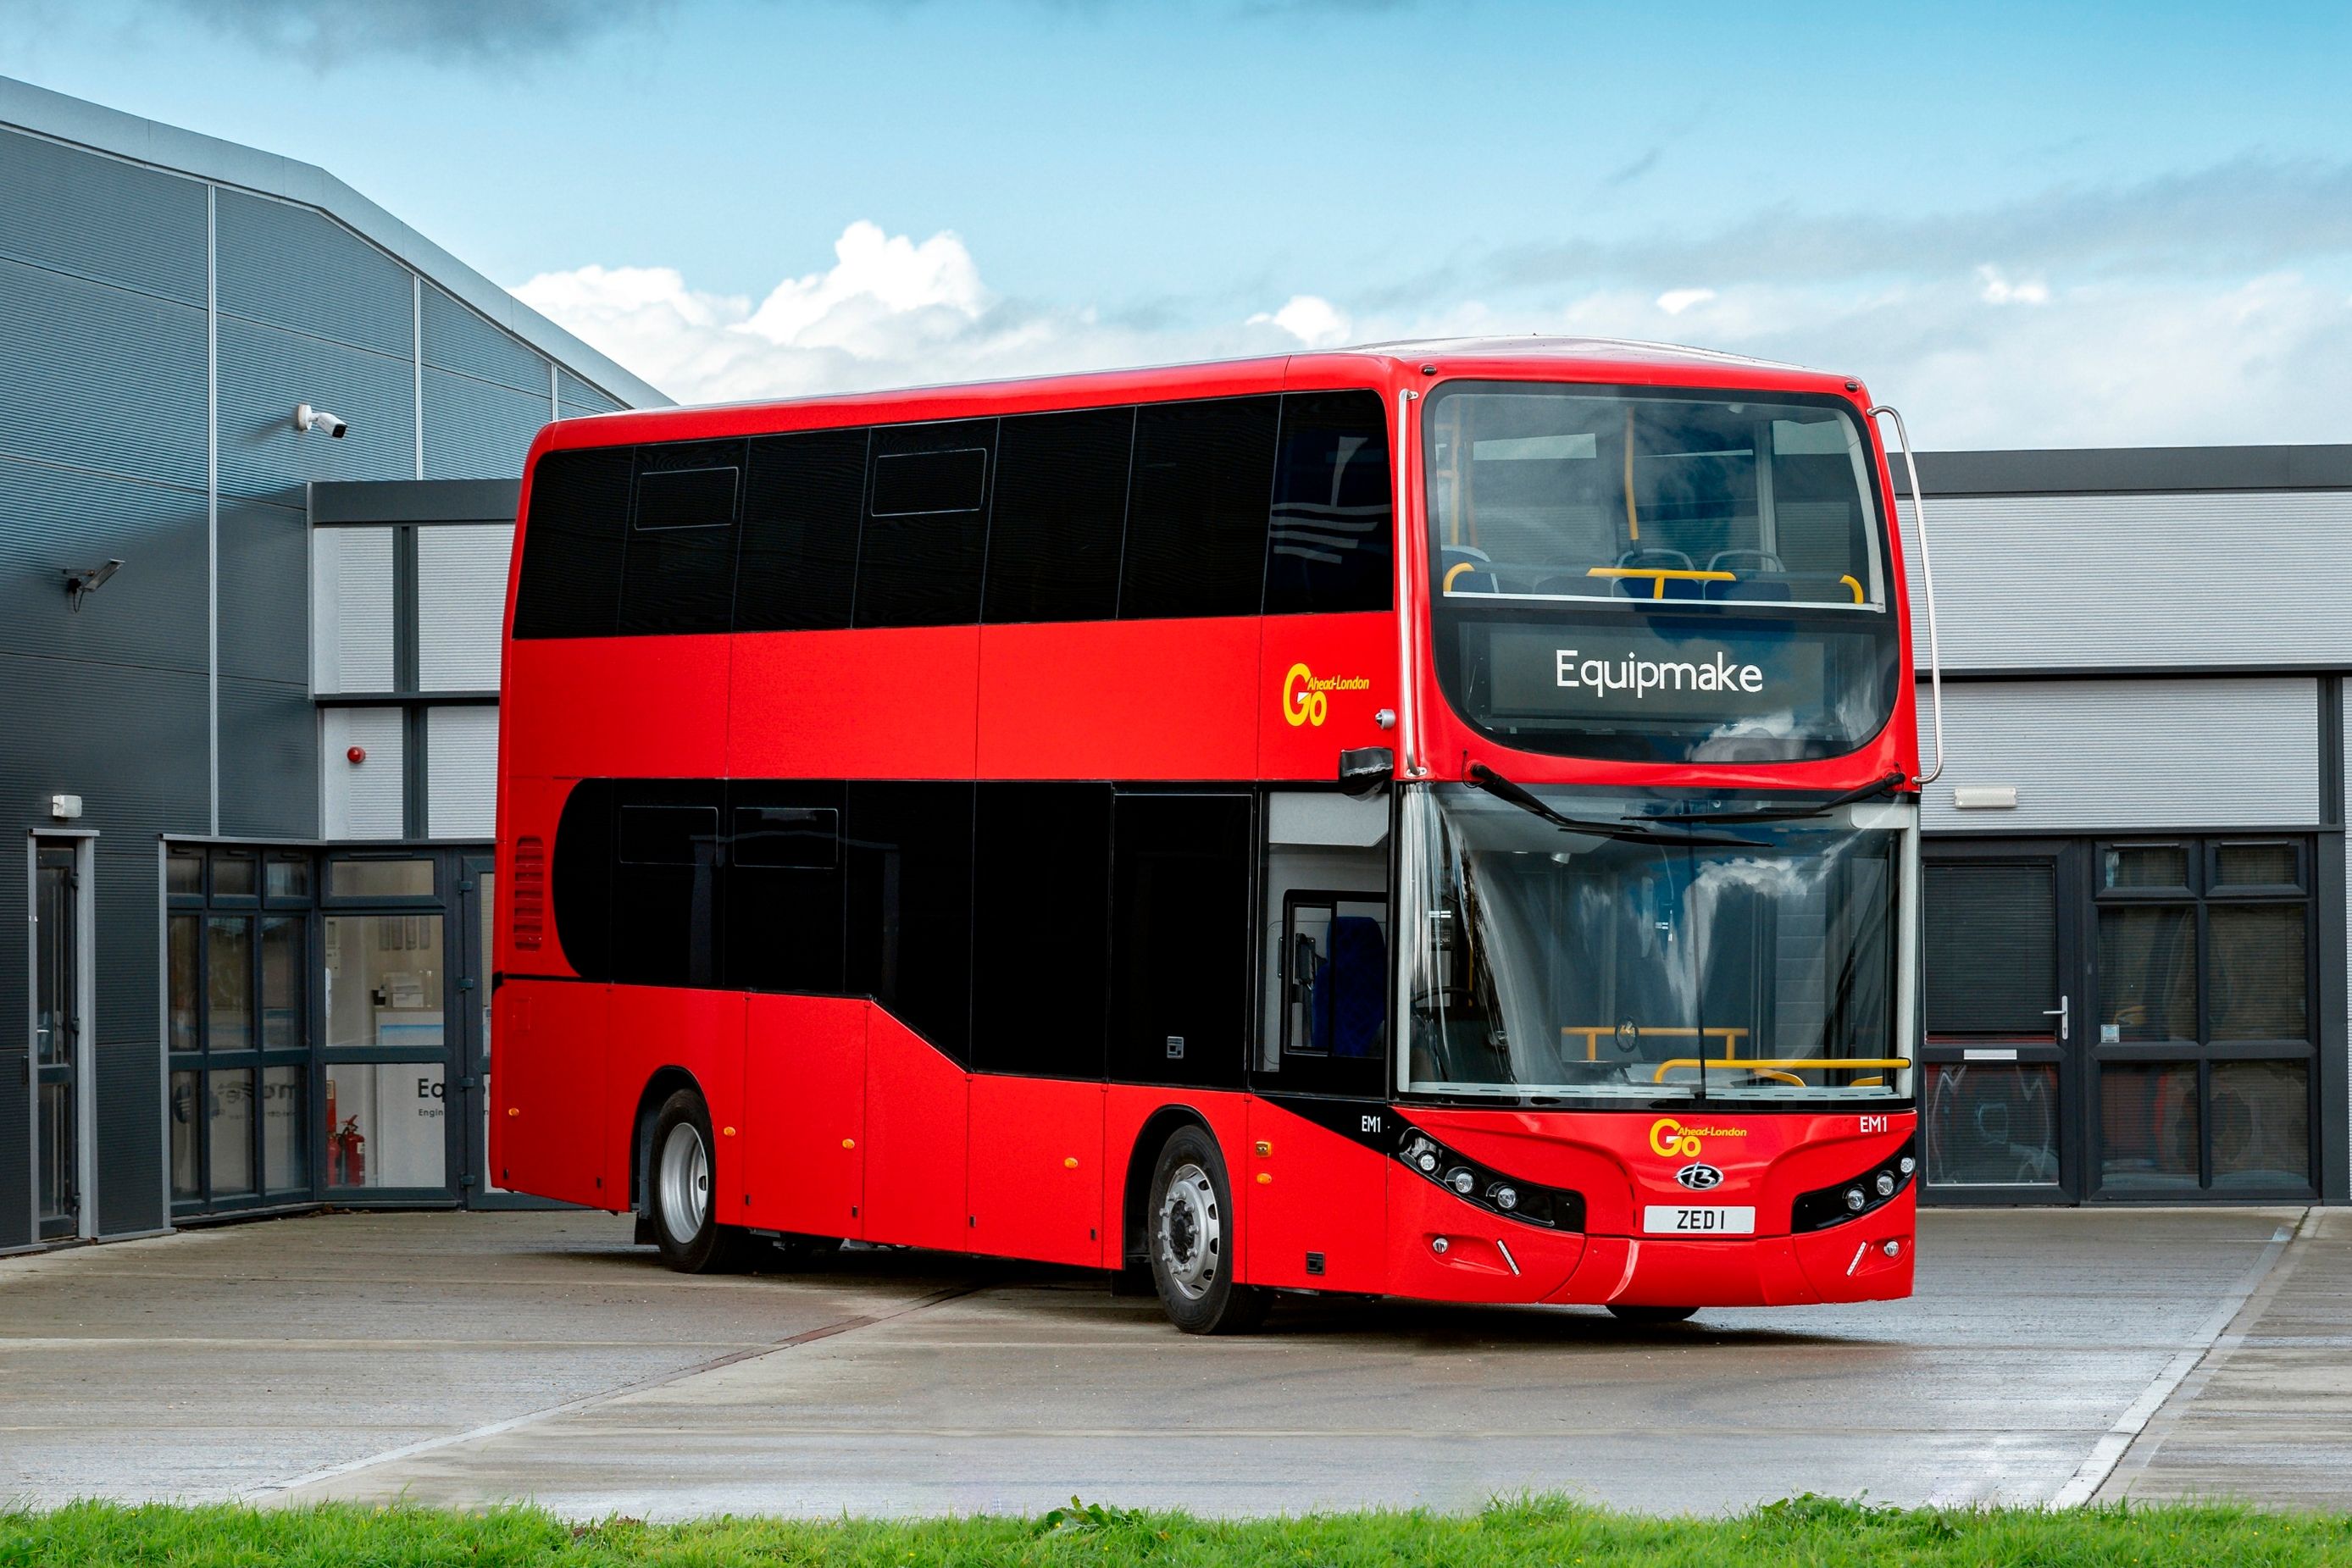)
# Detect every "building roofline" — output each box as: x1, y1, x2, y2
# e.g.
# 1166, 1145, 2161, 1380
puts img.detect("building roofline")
1908, 444, 2352, 497
0, 73, 671, 411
